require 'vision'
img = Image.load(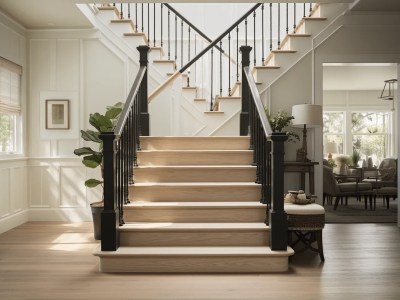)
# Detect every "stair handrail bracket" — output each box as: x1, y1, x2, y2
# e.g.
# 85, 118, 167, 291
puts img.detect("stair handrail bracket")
241, 48, 288, 251
100, 45, 150, 251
